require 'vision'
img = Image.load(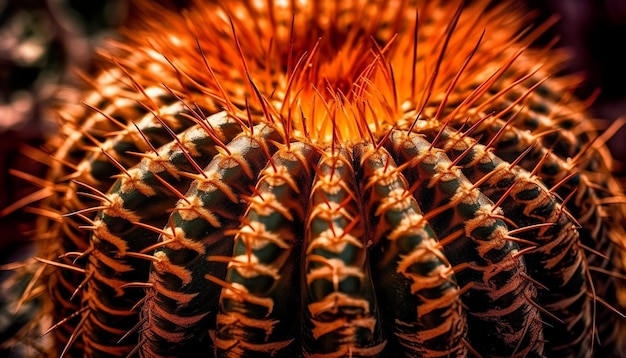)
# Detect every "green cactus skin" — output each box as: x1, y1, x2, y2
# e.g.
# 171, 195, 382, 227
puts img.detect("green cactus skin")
3, 0, 626, 357
357, 143, 467, 356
